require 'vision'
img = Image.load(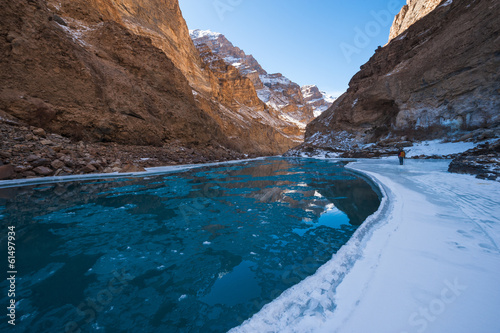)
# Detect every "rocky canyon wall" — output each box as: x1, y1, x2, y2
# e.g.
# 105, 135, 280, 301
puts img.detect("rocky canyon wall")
293, 0, 500, 153
388, 0, 443, 42
0, 0, 323, 159
0, 0, 230, 150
